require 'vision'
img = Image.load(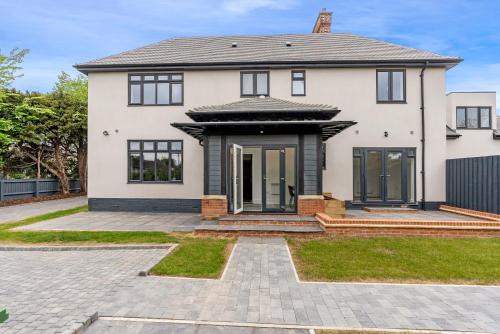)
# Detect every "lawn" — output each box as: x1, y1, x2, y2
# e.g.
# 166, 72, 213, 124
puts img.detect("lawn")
289, 237, 500, 284
0, 205, 233, 278
150, 237, 232, 278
